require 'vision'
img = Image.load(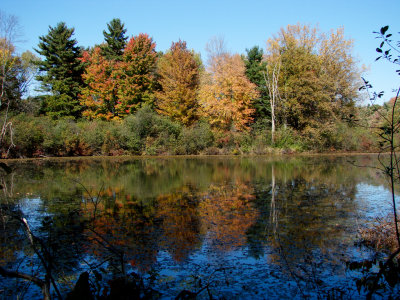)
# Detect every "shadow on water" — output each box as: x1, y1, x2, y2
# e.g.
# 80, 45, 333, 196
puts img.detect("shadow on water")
0, 155, 398, 298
